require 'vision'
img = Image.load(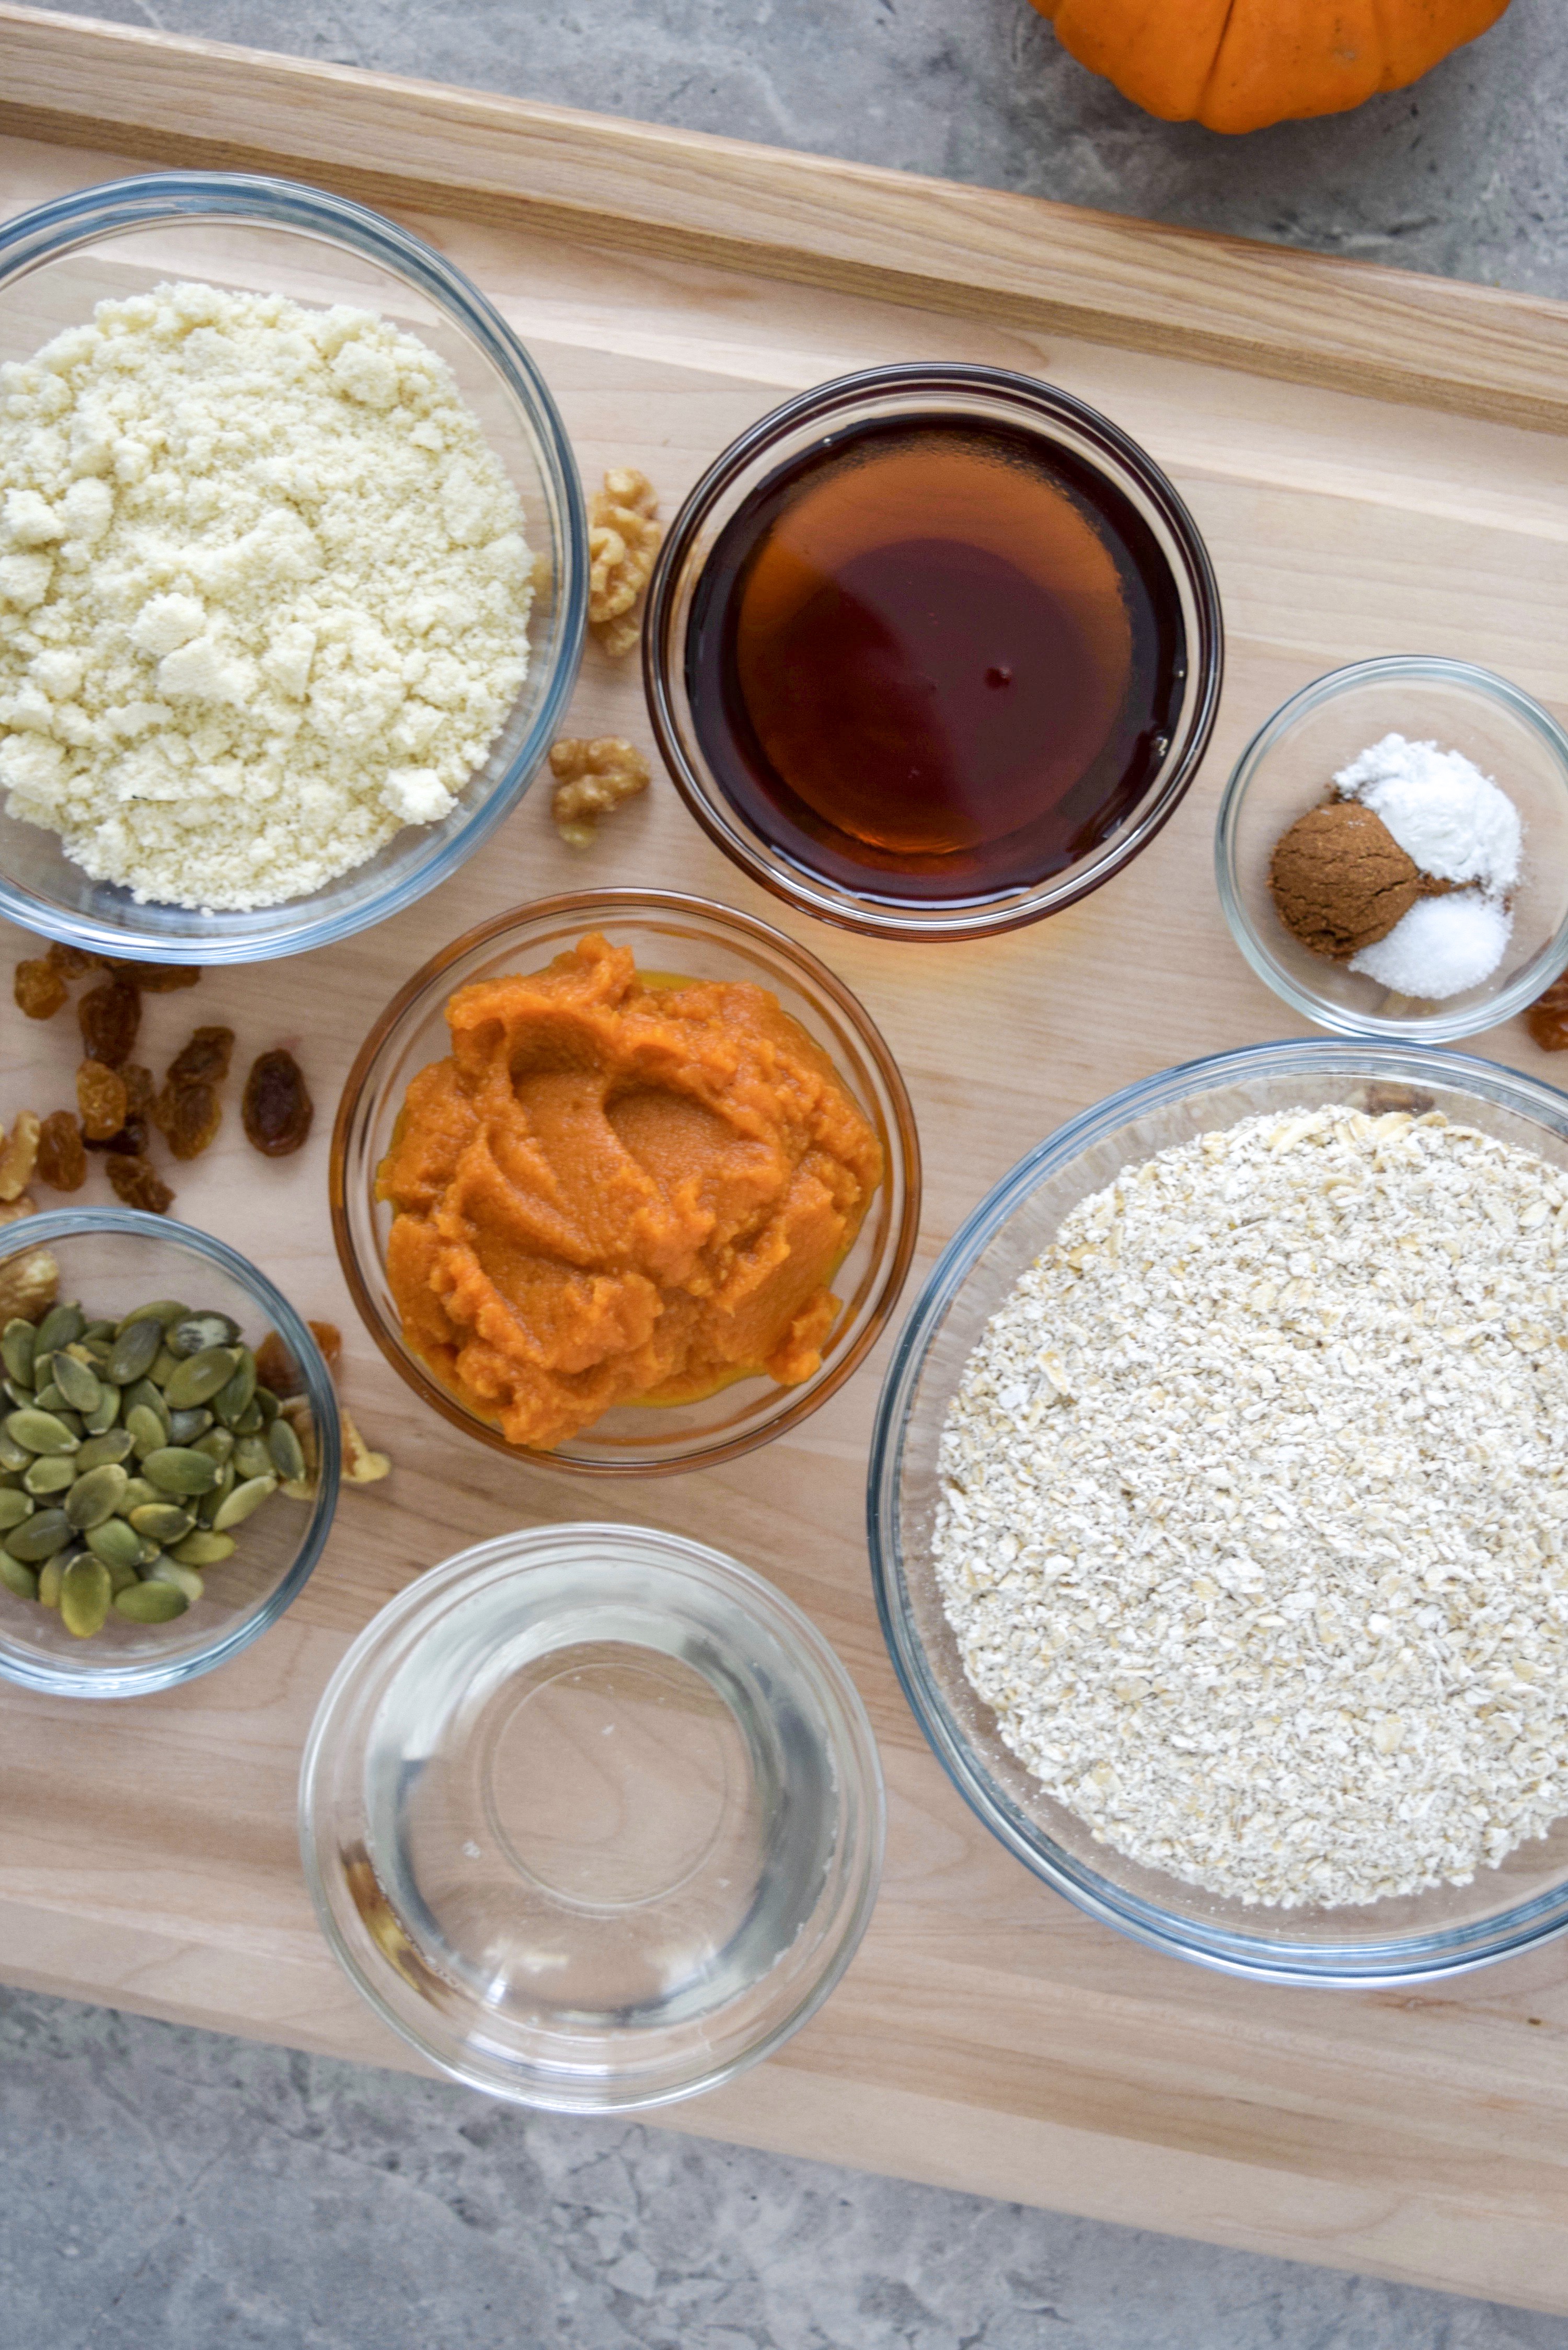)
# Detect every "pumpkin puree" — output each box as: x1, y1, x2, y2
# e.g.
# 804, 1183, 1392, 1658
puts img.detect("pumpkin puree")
377, 935, 883, 1449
